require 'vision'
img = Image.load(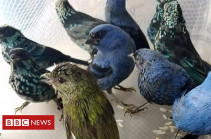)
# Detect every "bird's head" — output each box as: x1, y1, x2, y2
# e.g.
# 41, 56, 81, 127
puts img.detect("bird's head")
86, 24, 135, 53
0, 25, 23, 43
134, 49, 166, 70
55, 0, 75, 23
41, 63, 91, 98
